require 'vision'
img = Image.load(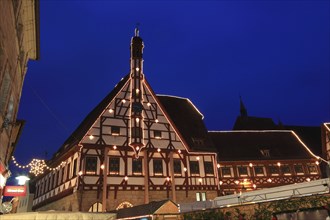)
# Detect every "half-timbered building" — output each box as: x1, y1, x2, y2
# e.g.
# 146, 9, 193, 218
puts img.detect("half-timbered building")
0, 0, 39, 199
209, 100, 323, 195
322, 123, 330, 174
32, 29, 219, 211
